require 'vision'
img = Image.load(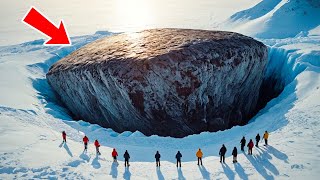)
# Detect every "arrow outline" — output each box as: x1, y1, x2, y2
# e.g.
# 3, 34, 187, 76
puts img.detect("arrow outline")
22, 6, 72, 46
